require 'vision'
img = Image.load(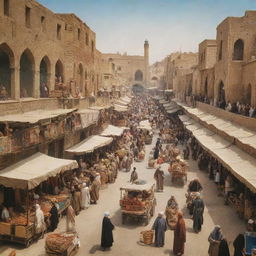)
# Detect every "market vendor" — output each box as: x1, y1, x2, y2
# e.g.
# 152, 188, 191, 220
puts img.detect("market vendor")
1, 204, 10, 222
35, 204, 46, 238
49, 200, 59, 232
